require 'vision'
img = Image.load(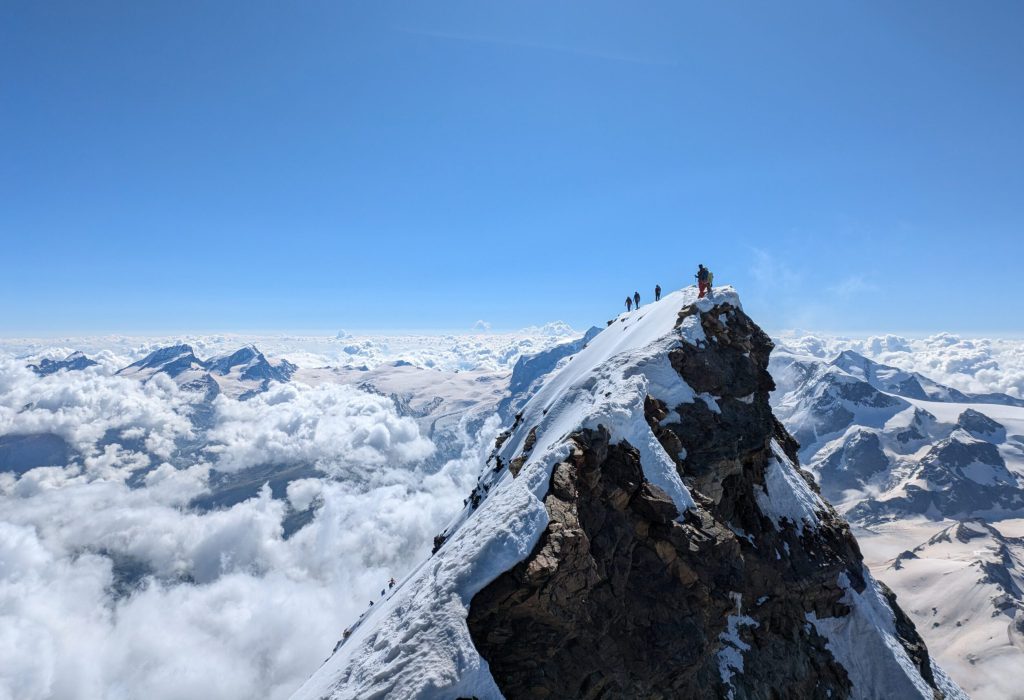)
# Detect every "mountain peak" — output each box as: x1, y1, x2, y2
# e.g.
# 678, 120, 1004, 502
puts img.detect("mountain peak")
292, 286, 963, 700
28, 351, 98, 376
119, 344, 204, 378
